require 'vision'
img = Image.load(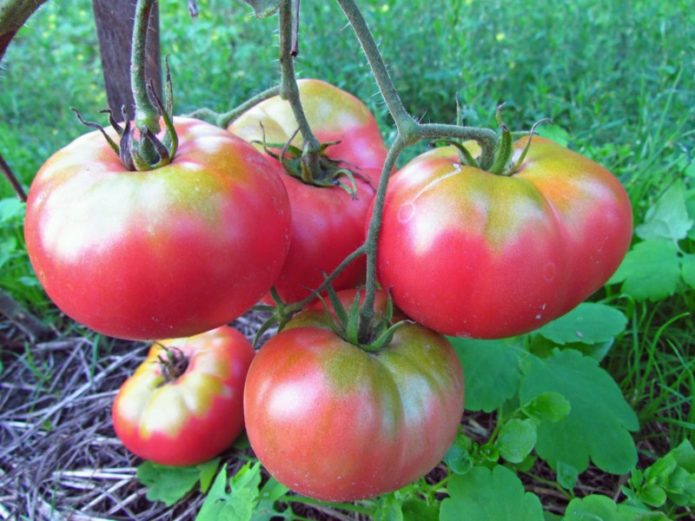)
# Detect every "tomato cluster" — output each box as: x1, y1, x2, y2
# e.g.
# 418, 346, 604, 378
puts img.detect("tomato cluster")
24, 80, 631, 500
